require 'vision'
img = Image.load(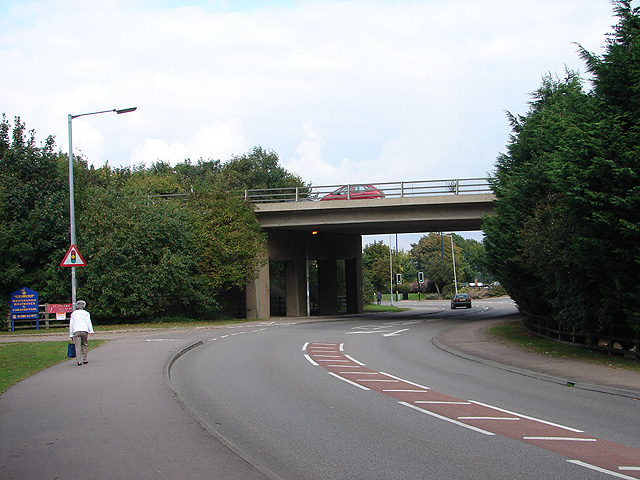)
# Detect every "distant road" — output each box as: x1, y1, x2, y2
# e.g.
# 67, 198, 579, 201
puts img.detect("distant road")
171, 299, 640, 480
